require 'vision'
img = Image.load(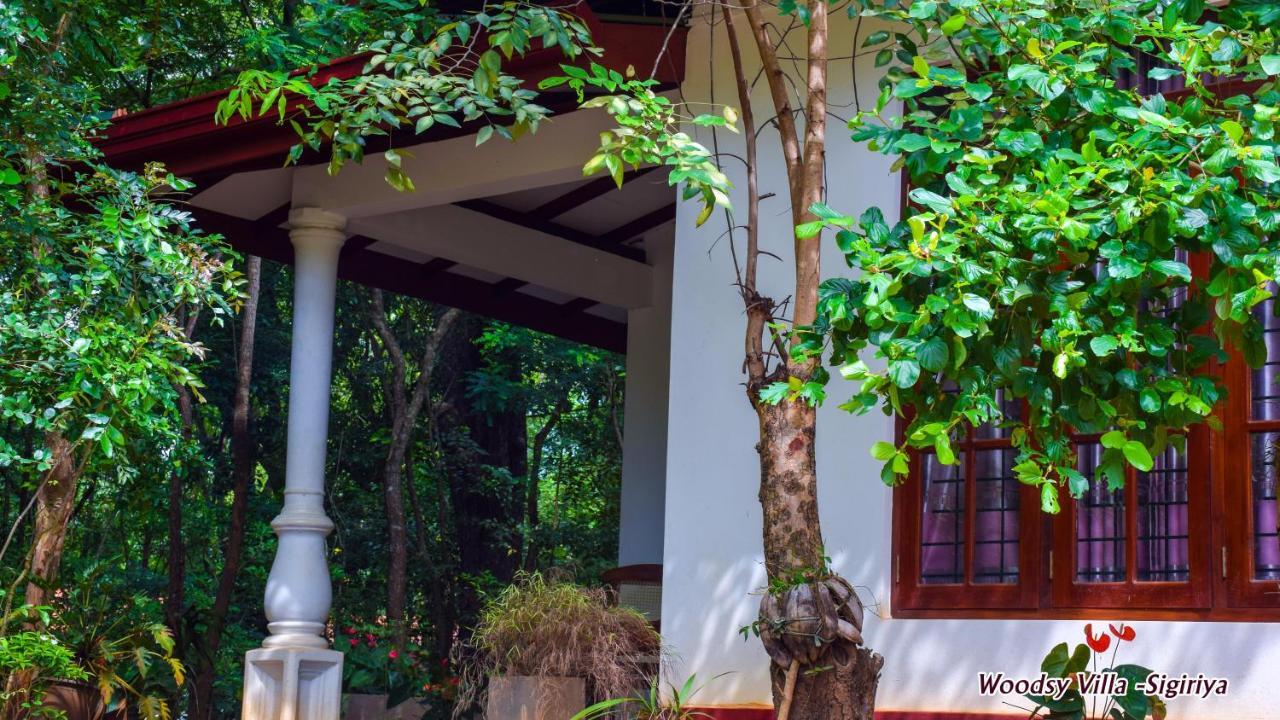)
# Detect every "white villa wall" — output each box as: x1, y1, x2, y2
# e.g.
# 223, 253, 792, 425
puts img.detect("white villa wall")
660, 11, 1280, 718
619, 229, 675, 567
